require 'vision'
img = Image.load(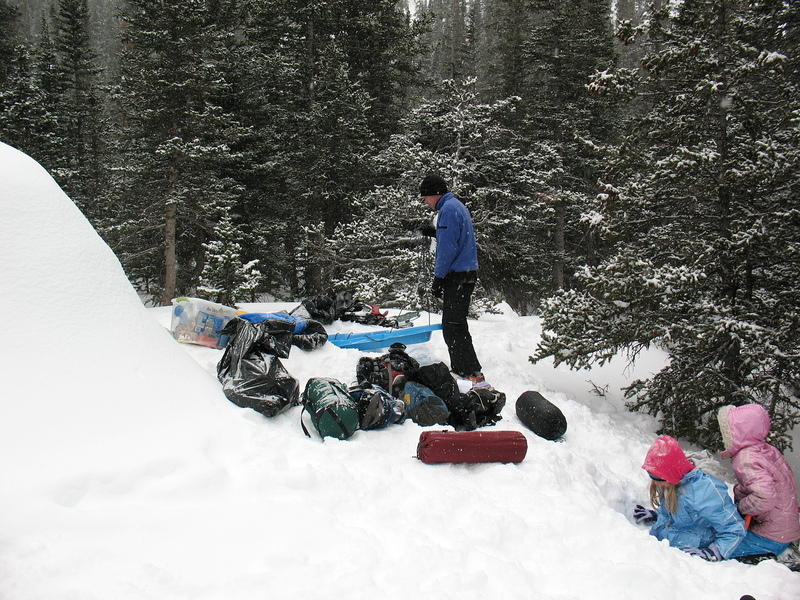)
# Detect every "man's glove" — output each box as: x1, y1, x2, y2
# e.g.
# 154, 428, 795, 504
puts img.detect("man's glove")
685, 544, 723, 562
431, 277, 444, 299
418, 224, 436, 237
633, 504, 657, 525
